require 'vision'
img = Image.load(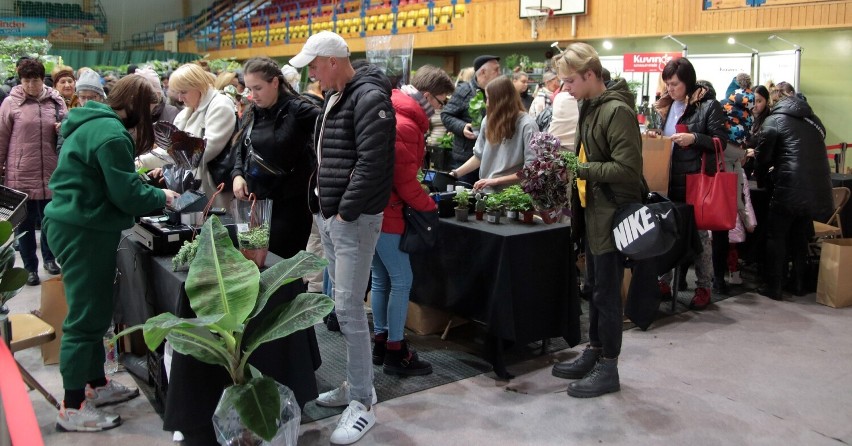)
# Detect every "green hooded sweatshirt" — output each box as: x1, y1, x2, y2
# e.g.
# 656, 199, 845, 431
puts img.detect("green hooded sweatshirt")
45, 101, 165, 232
574, 78, 644, 255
